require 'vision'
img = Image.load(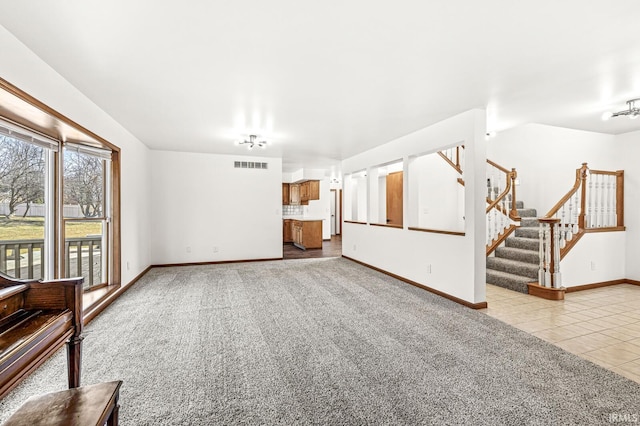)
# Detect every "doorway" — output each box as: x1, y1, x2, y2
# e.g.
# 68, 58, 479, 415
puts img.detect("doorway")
330, 189, 341, 236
